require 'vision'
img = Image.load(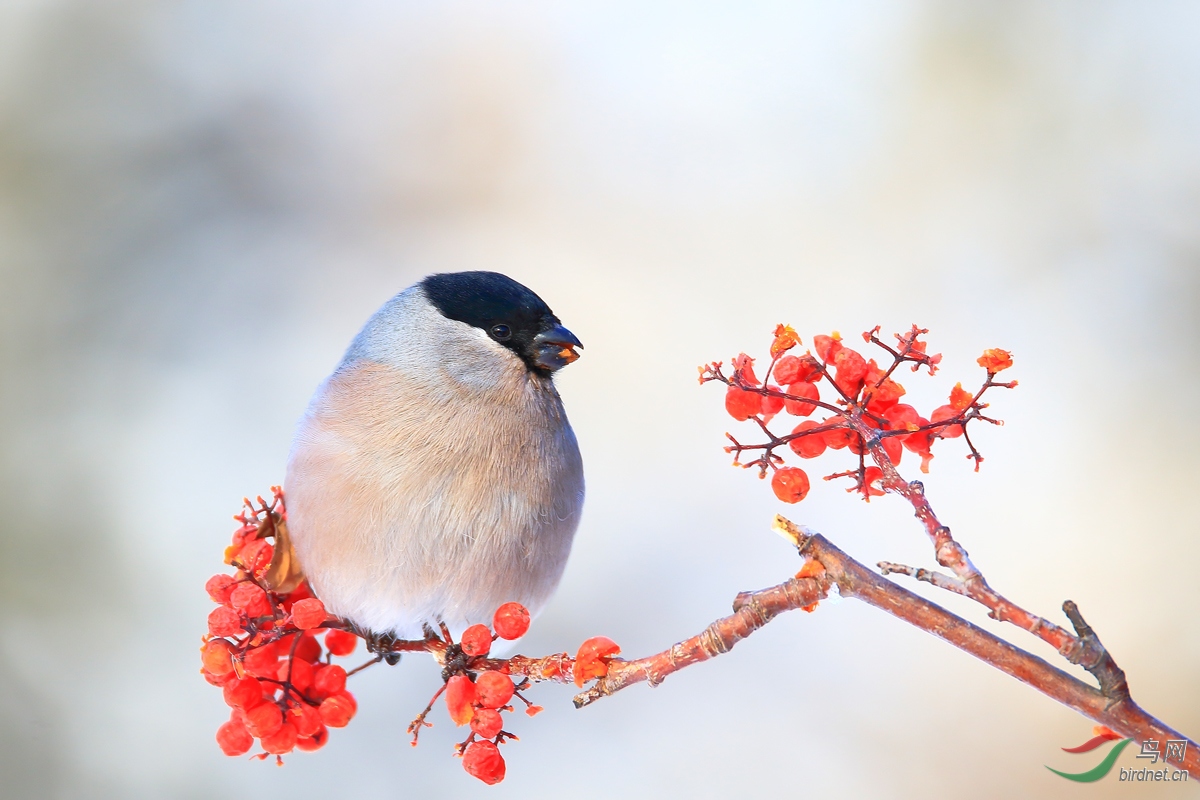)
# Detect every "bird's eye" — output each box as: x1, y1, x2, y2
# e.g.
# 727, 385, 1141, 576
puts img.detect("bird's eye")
490, 324, 512, 341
